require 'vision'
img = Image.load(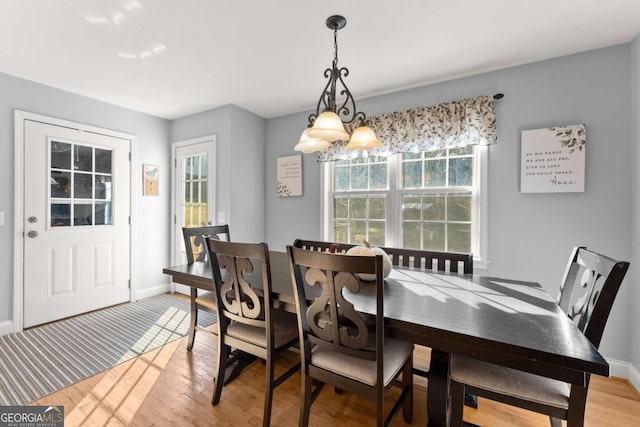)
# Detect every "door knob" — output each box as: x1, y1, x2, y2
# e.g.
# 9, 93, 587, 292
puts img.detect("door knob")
27, 230, 38, 238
